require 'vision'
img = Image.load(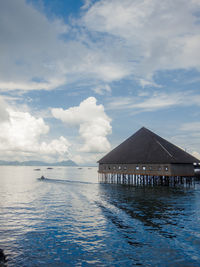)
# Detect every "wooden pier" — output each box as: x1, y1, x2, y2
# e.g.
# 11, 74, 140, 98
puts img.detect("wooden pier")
98, 172, 194, 186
